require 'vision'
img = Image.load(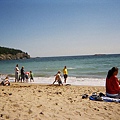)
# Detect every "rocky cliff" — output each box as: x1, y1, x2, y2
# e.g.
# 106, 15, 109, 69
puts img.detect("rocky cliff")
0, 46, 30, 60
0, 53, 30, 60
